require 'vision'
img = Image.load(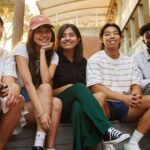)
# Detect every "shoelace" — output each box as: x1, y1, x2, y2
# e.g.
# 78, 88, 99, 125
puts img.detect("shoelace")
109, 127, 122, 138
